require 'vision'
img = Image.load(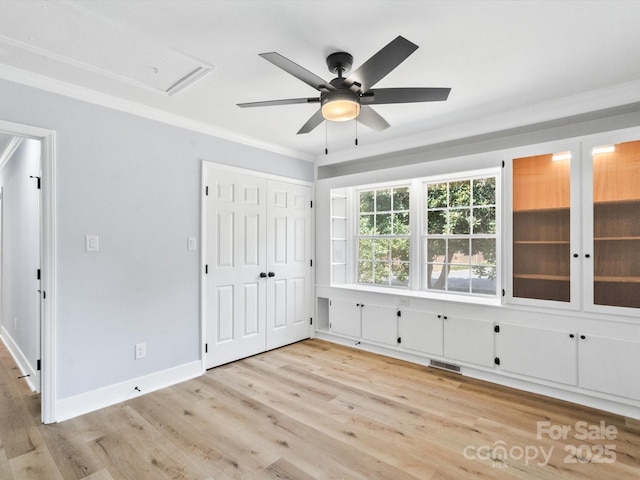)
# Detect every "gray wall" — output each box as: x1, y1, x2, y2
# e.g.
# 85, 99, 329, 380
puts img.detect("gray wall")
0, 138, 41, 375
0, 78, 313, 400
